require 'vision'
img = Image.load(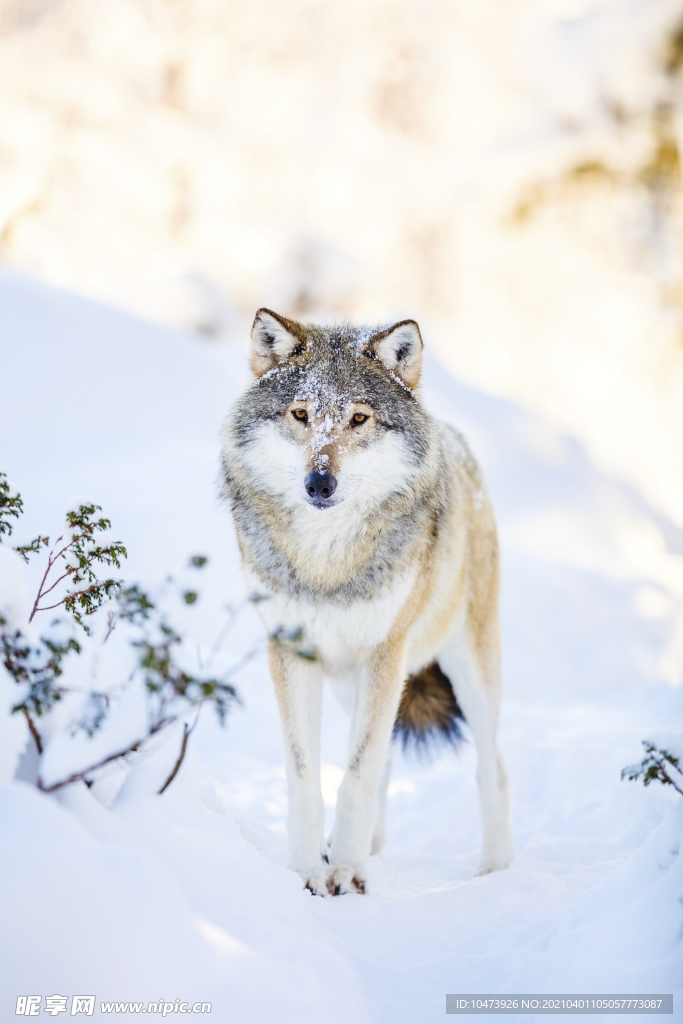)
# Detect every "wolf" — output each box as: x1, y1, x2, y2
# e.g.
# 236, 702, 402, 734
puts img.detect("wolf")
221, 309, 513, 895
